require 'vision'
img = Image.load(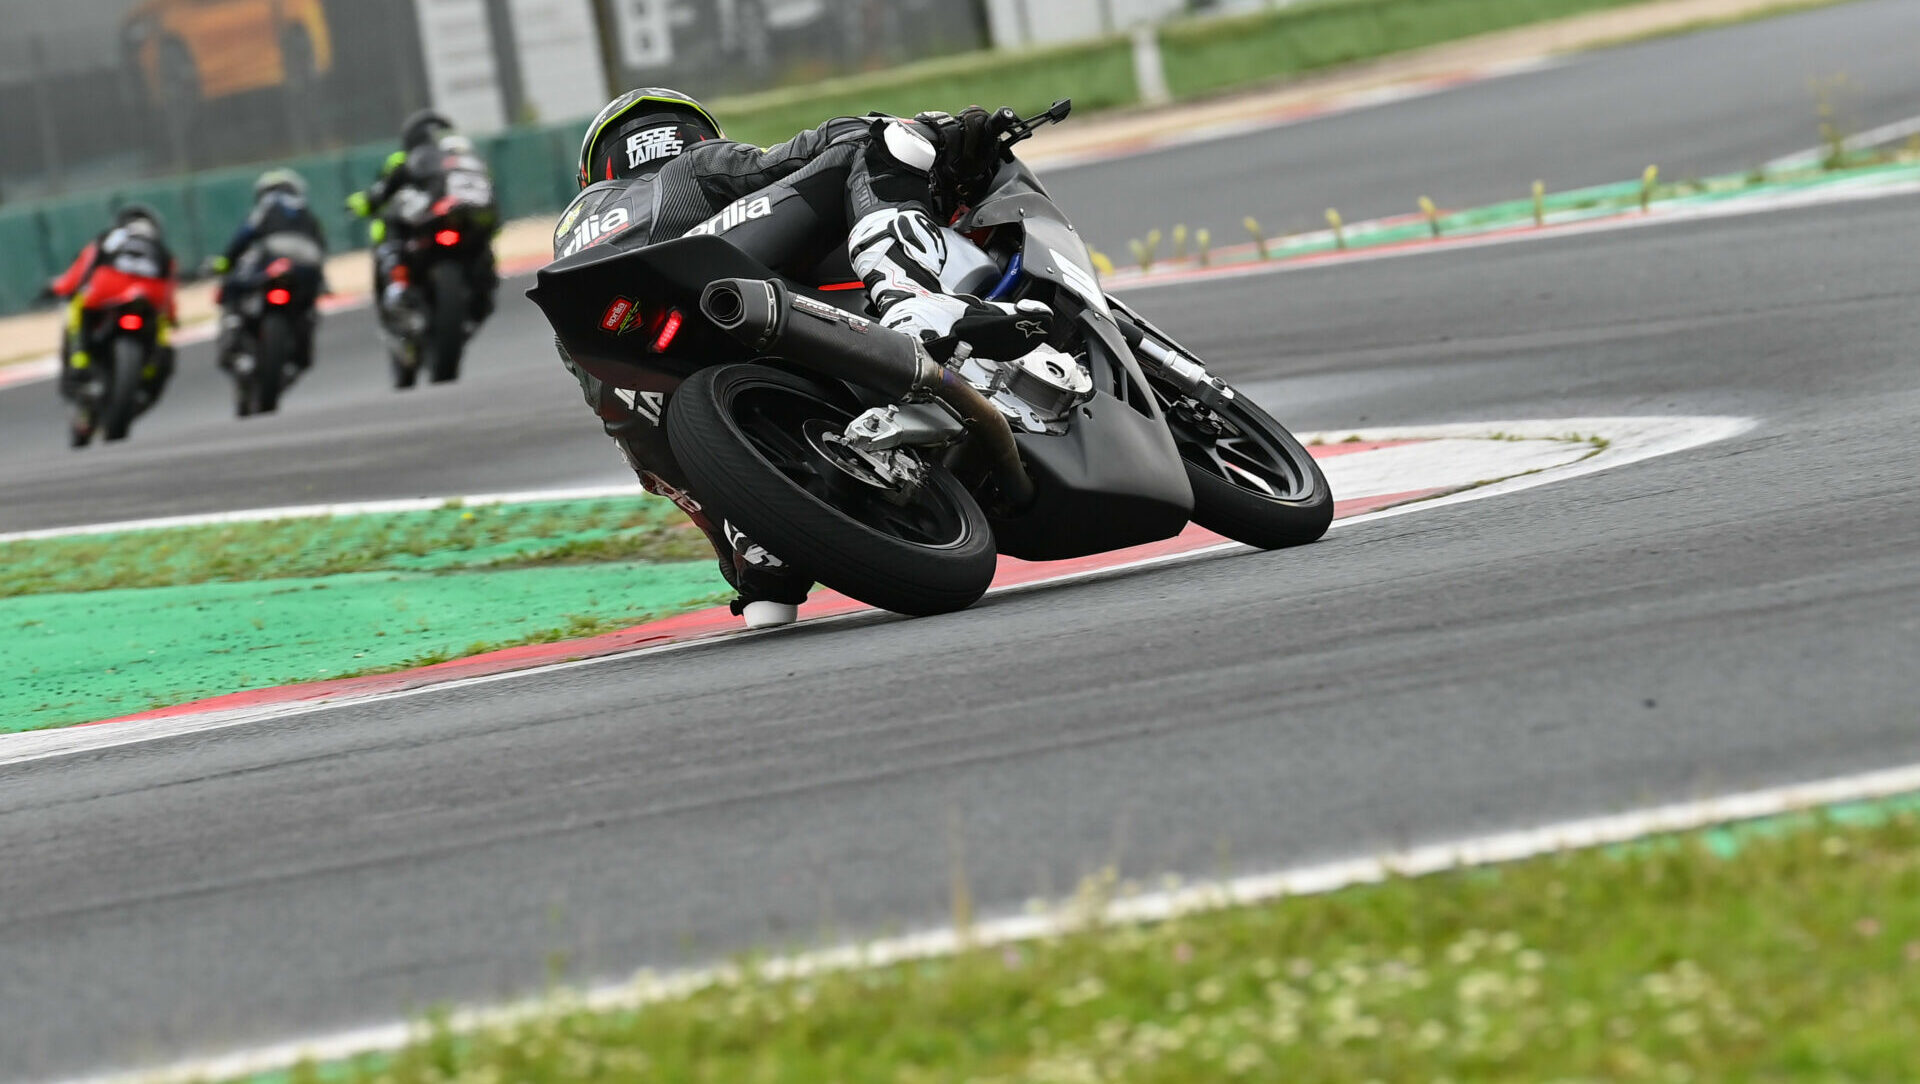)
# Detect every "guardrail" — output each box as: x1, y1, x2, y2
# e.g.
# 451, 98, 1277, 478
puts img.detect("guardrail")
0, 124, 581, 317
